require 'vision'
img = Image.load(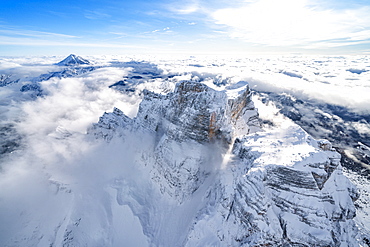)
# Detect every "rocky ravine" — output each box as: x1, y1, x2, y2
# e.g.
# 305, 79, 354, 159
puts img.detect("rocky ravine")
89, 81, 359, 246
